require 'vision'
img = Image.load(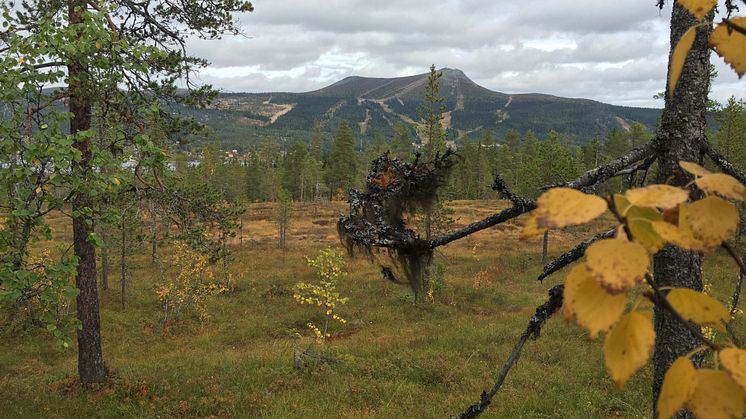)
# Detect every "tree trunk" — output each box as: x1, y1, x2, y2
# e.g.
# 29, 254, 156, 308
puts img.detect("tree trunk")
100, 242, 108, 290
69, 0, 105, 383
239, 218, 244, 248
149, 199, 158, 264
541, 231, 549, 265
120, 226, 126, 310
651, 2, 712, 417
